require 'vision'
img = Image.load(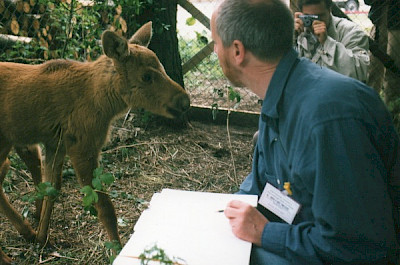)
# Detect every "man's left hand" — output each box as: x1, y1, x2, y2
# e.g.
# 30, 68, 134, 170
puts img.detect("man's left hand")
312, 20, 328, 44
224, 200, 269, 246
